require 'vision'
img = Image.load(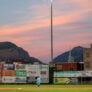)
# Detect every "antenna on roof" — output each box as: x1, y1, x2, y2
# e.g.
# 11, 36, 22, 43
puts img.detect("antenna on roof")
68, 48, 74, 62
